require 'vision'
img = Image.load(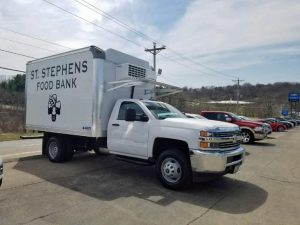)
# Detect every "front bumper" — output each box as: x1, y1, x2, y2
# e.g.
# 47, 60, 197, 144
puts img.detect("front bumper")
254, 132, 267, 140
190, 146, 245, 173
